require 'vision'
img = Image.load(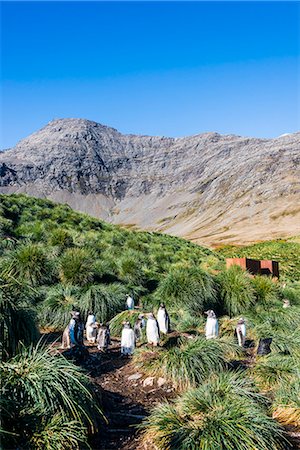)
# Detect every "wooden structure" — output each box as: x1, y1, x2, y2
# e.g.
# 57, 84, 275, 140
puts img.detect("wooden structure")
260, 260, 279, 277
226, 257, 279, 278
